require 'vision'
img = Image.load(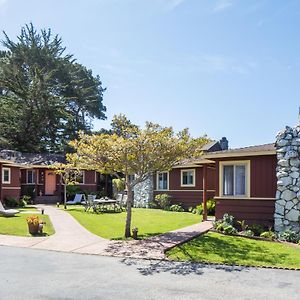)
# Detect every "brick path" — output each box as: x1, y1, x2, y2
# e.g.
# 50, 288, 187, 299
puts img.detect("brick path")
0, 205, 212, 259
